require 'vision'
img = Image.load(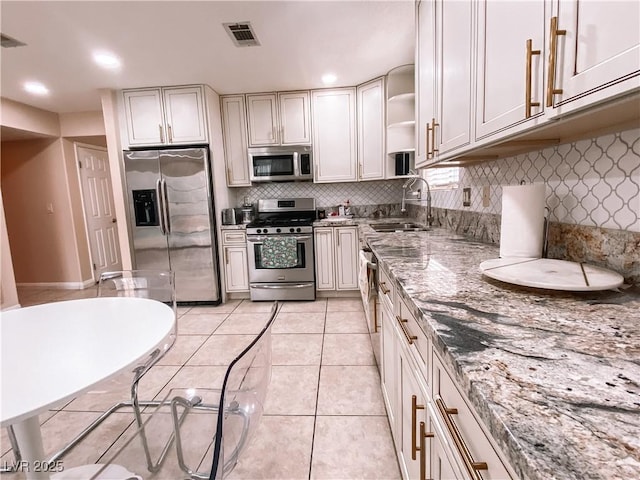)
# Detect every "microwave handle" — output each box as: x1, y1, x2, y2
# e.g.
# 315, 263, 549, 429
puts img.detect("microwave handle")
293, 151, 300, 177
